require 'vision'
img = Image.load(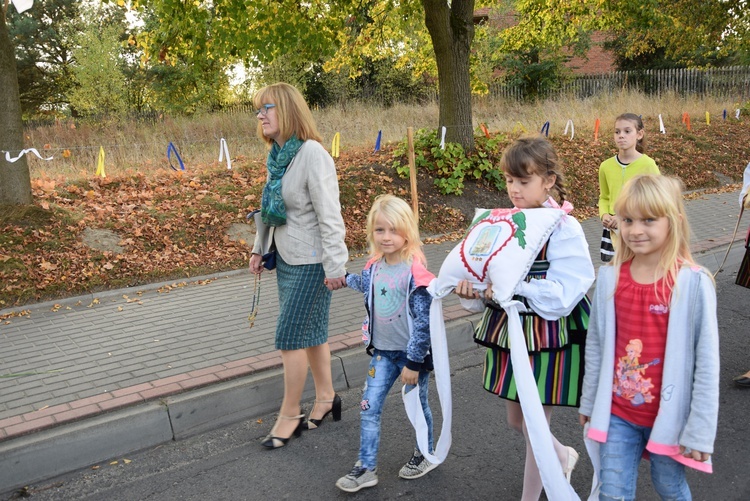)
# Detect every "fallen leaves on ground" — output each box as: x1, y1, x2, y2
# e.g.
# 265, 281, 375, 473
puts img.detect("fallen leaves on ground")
1, 120, 748, 308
